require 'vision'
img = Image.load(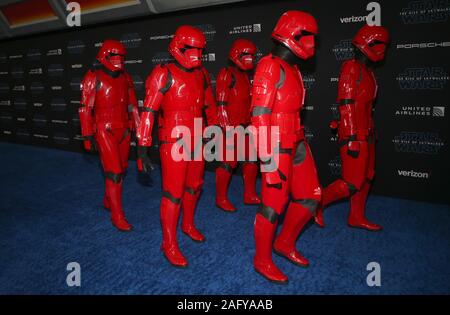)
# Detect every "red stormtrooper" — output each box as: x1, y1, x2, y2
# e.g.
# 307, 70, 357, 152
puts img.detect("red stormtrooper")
136, 26, 228, 267
250, 11, 321, 283
79, 39, 140, 231
215, 39, 261, 212
314, 25, 390, 231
